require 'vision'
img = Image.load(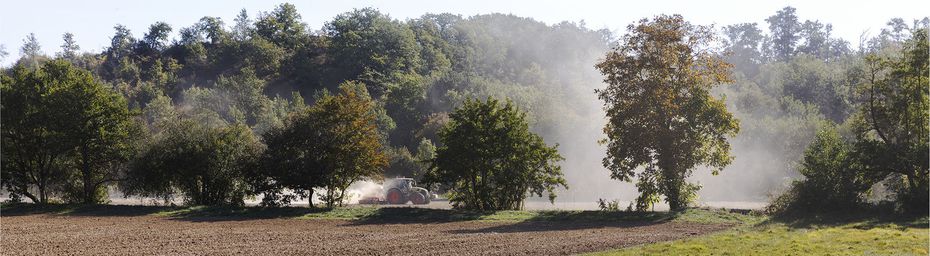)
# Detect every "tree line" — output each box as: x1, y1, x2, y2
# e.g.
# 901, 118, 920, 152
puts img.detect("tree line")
2, 59, 563, 209
3, 4, 584, 209
2, 4, 926, 213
